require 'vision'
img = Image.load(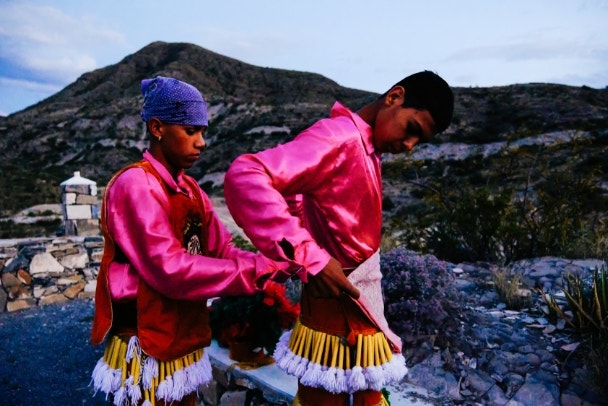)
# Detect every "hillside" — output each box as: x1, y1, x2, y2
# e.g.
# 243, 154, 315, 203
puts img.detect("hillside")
0, 41, 376, 213
0, 41, 607, 246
